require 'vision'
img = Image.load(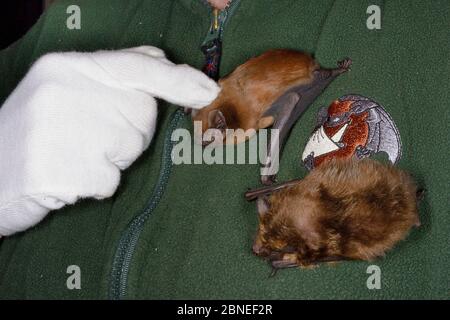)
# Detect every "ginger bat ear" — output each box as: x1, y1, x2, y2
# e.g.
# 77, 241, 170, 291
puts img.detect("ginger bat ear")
208, 110, 227, 130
